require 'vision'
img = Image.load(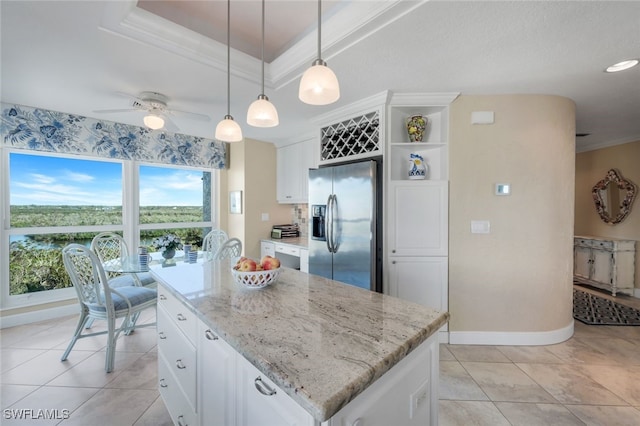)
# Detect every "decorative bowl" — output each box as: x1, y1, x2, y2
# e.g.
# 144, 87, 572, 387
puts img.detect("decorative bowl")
231, 267, 280, 289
